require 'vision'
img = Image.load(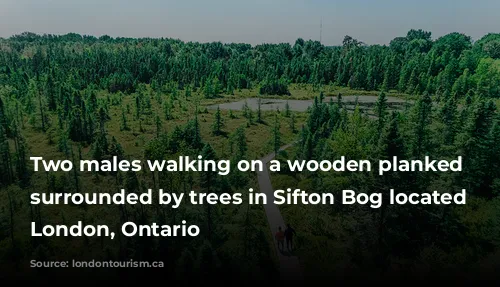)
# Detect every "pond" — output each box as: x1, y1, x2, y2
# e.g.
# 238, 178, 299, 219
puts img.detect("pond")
207, 95, 410, 113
